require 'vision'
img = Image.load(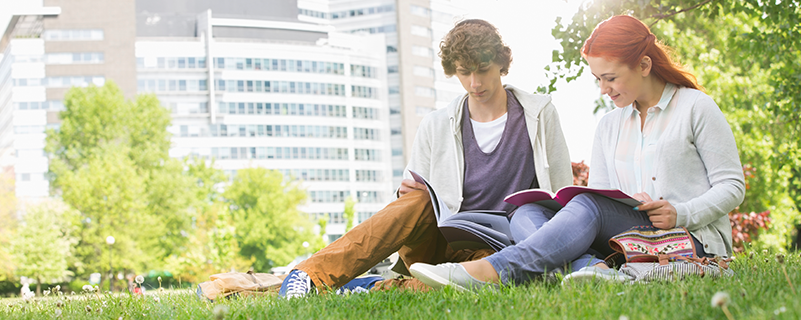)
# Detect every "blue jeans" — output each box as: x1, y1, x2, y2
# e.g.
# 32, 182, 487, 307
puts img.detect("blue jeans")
487, 193, 707, 285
